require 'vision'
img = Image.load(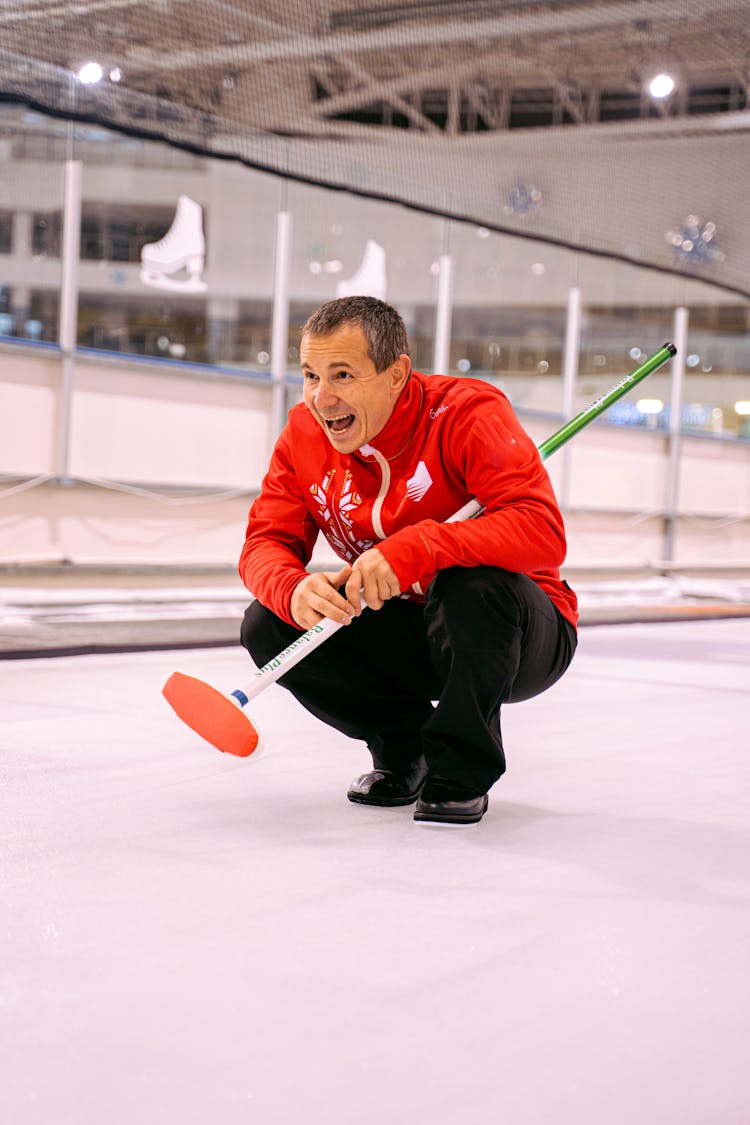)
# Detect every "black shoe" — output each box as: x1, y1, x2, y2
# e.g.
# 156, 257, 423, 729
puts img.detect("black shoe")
414, 777, 489, 825
347, 767, 426, 807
